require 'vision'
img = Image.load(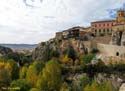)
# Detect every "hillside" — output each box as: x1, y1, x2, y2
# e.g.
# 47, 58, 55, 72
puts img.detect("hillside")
0, 44, 36, 49
0, 44, 37, 53
0, 46, 13, 55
